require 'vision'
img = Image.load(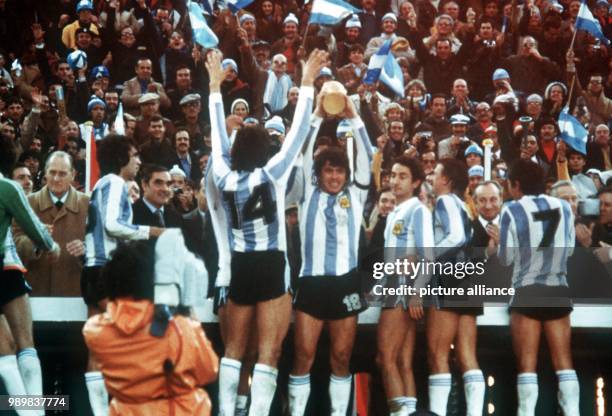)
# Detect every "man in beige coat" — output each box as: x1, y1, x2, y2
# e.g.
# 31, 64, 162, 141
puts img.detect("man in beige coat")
121, 58, 171, 115
14, 151, 89, 296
